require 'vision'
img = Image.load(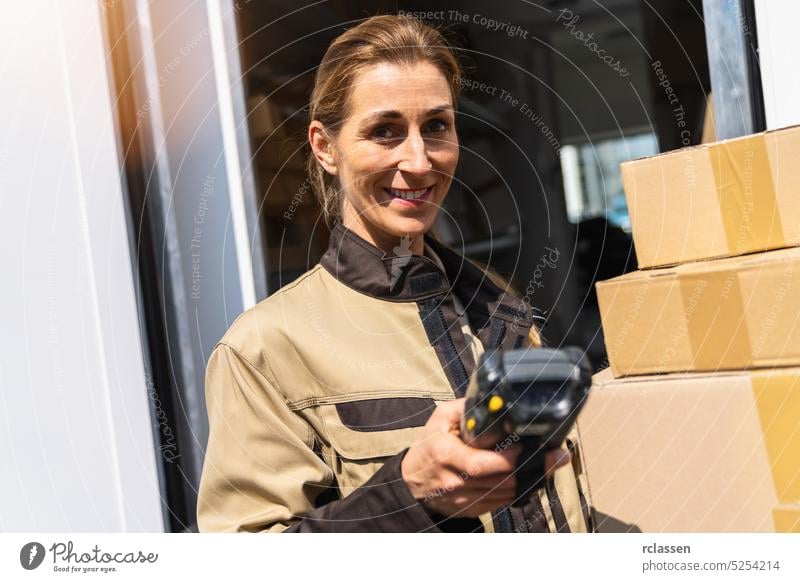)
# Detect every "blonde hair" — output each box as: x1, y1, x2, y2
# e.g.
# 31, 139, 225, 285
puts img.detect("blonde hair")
306, 14, 541, 348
